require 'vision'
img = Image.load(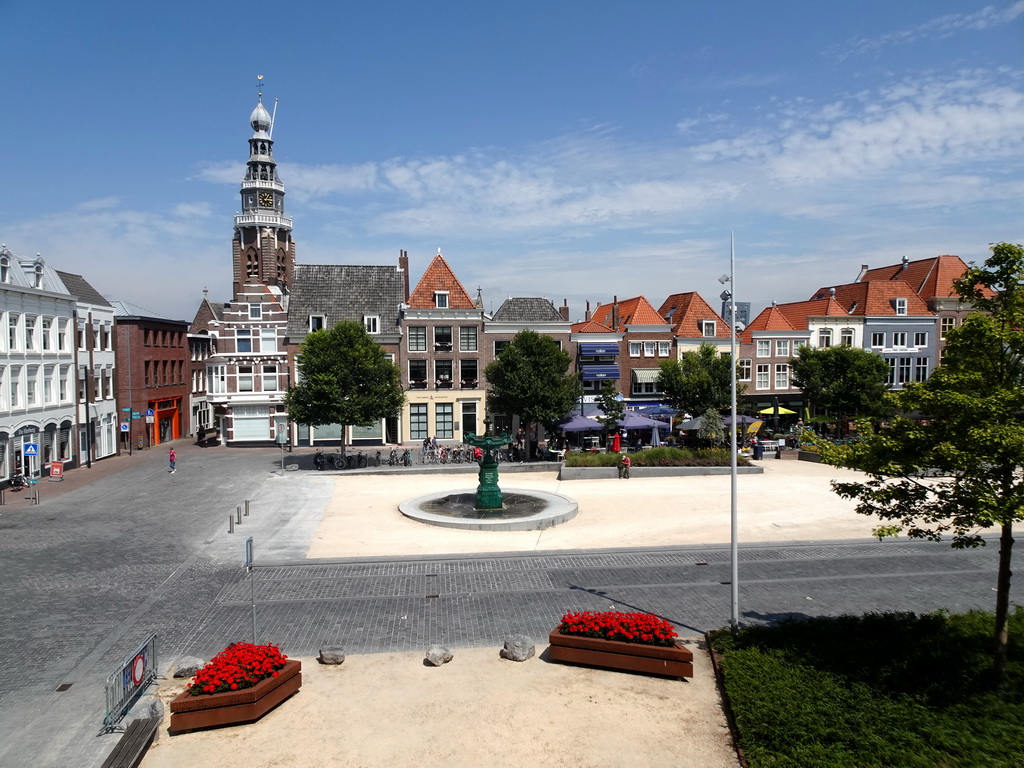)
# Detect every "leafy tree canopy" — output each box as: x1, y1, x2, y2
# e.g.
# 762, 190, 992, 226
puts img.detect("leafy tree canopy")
485, 330, 580, 445
824, 242, 1024, 685
284, 320, 404, 429
595, 381, 626, 433
790, 344, 890, 430
657, 343, 736, 415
